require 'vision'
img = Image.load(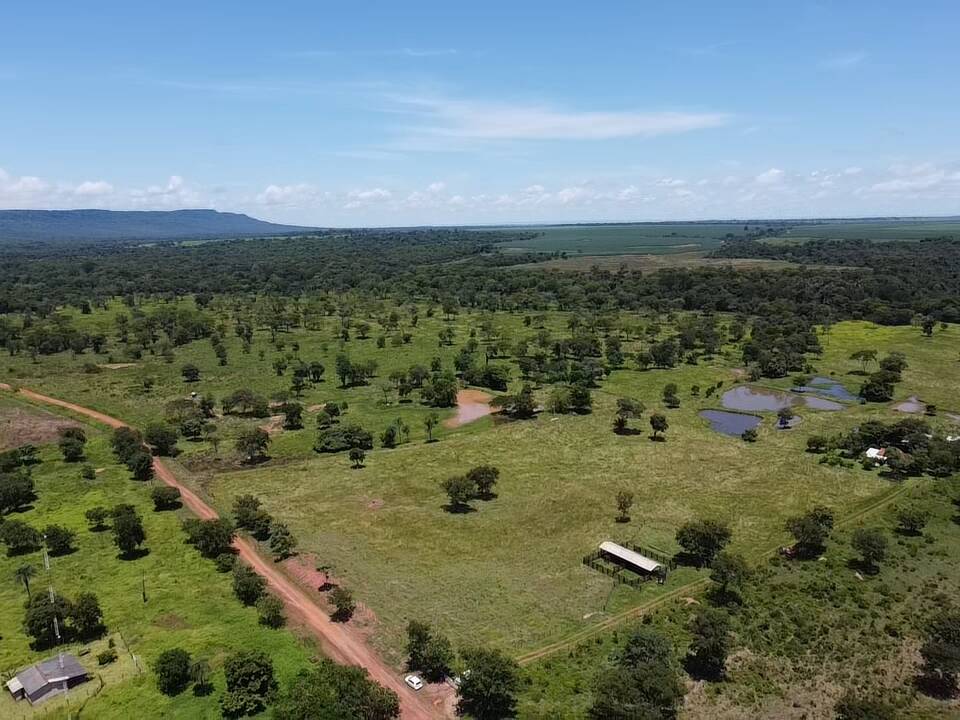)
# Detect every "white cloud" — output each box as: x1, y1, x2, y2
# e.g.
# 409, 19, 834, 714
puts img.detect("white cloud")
755, 168, 784, 185
386, 94, 730, 142
74, 180, 114, 196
